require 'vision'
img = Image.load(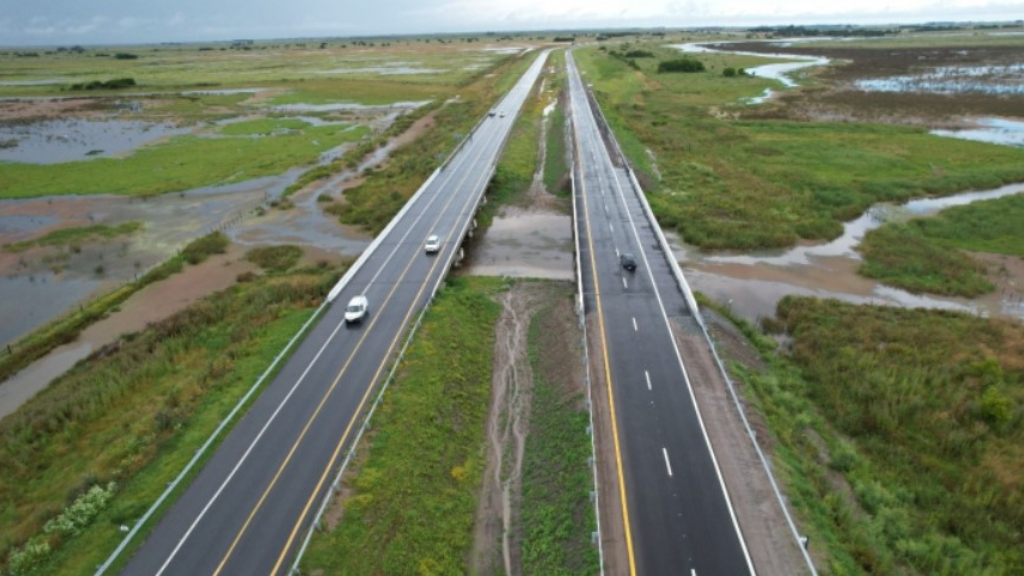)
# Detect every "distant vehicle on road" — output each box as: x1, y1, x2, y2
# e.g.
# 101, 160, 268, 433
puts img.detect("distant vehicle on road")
488, 110, 497, 117
499, 111, 506, 118
620, 252, 637, 272
344, 295, 369, 324
424, 235, 441, 254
